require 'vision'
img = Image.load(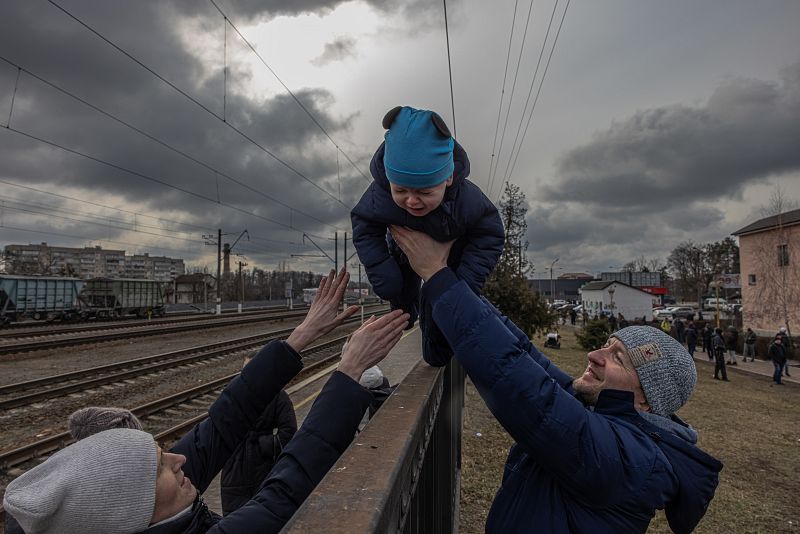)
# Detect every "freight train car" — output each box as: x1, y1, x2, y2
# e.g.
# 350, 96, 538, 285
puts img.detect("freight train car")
0, 275, 84, 324
81, 278, 166, 318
